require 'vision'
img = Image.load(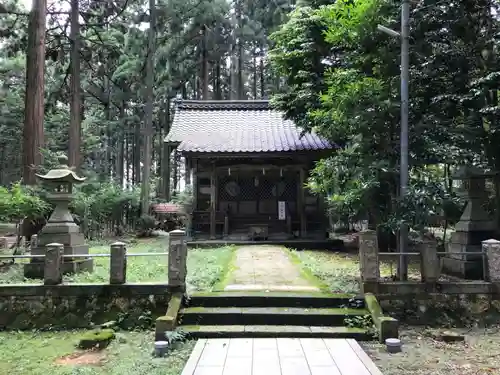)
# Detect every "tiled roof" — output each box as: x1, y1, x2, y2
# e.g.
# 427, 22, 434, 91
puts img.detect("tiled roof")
164, 100, 334, 153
